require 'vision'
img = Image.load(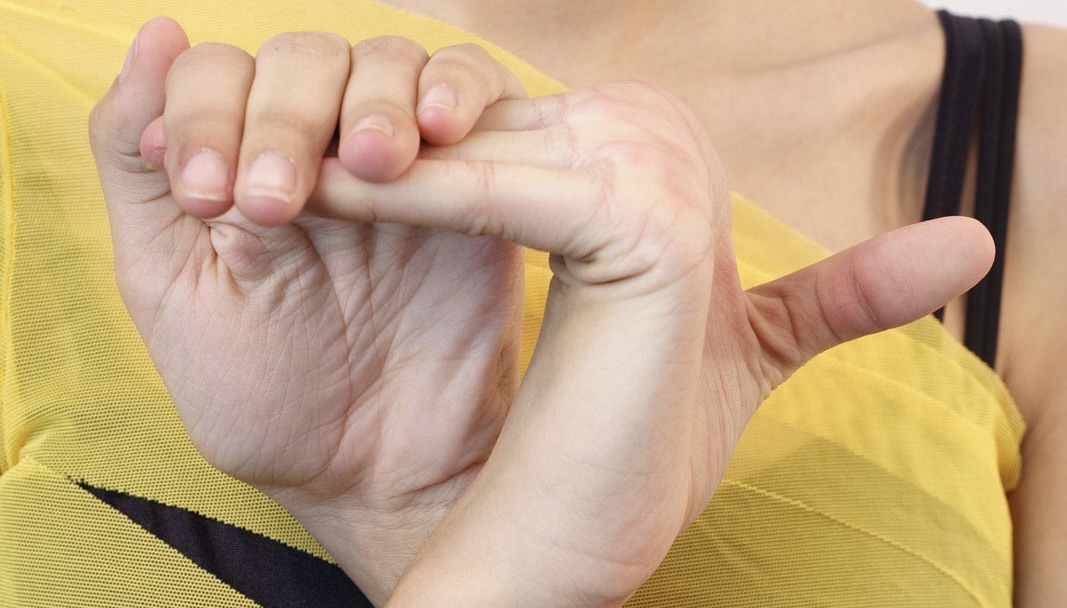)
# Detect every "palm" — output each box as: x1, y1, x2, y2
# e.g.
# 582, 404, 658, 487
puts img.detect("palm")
90, 20, 538, 598
118, 196, 523, 505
